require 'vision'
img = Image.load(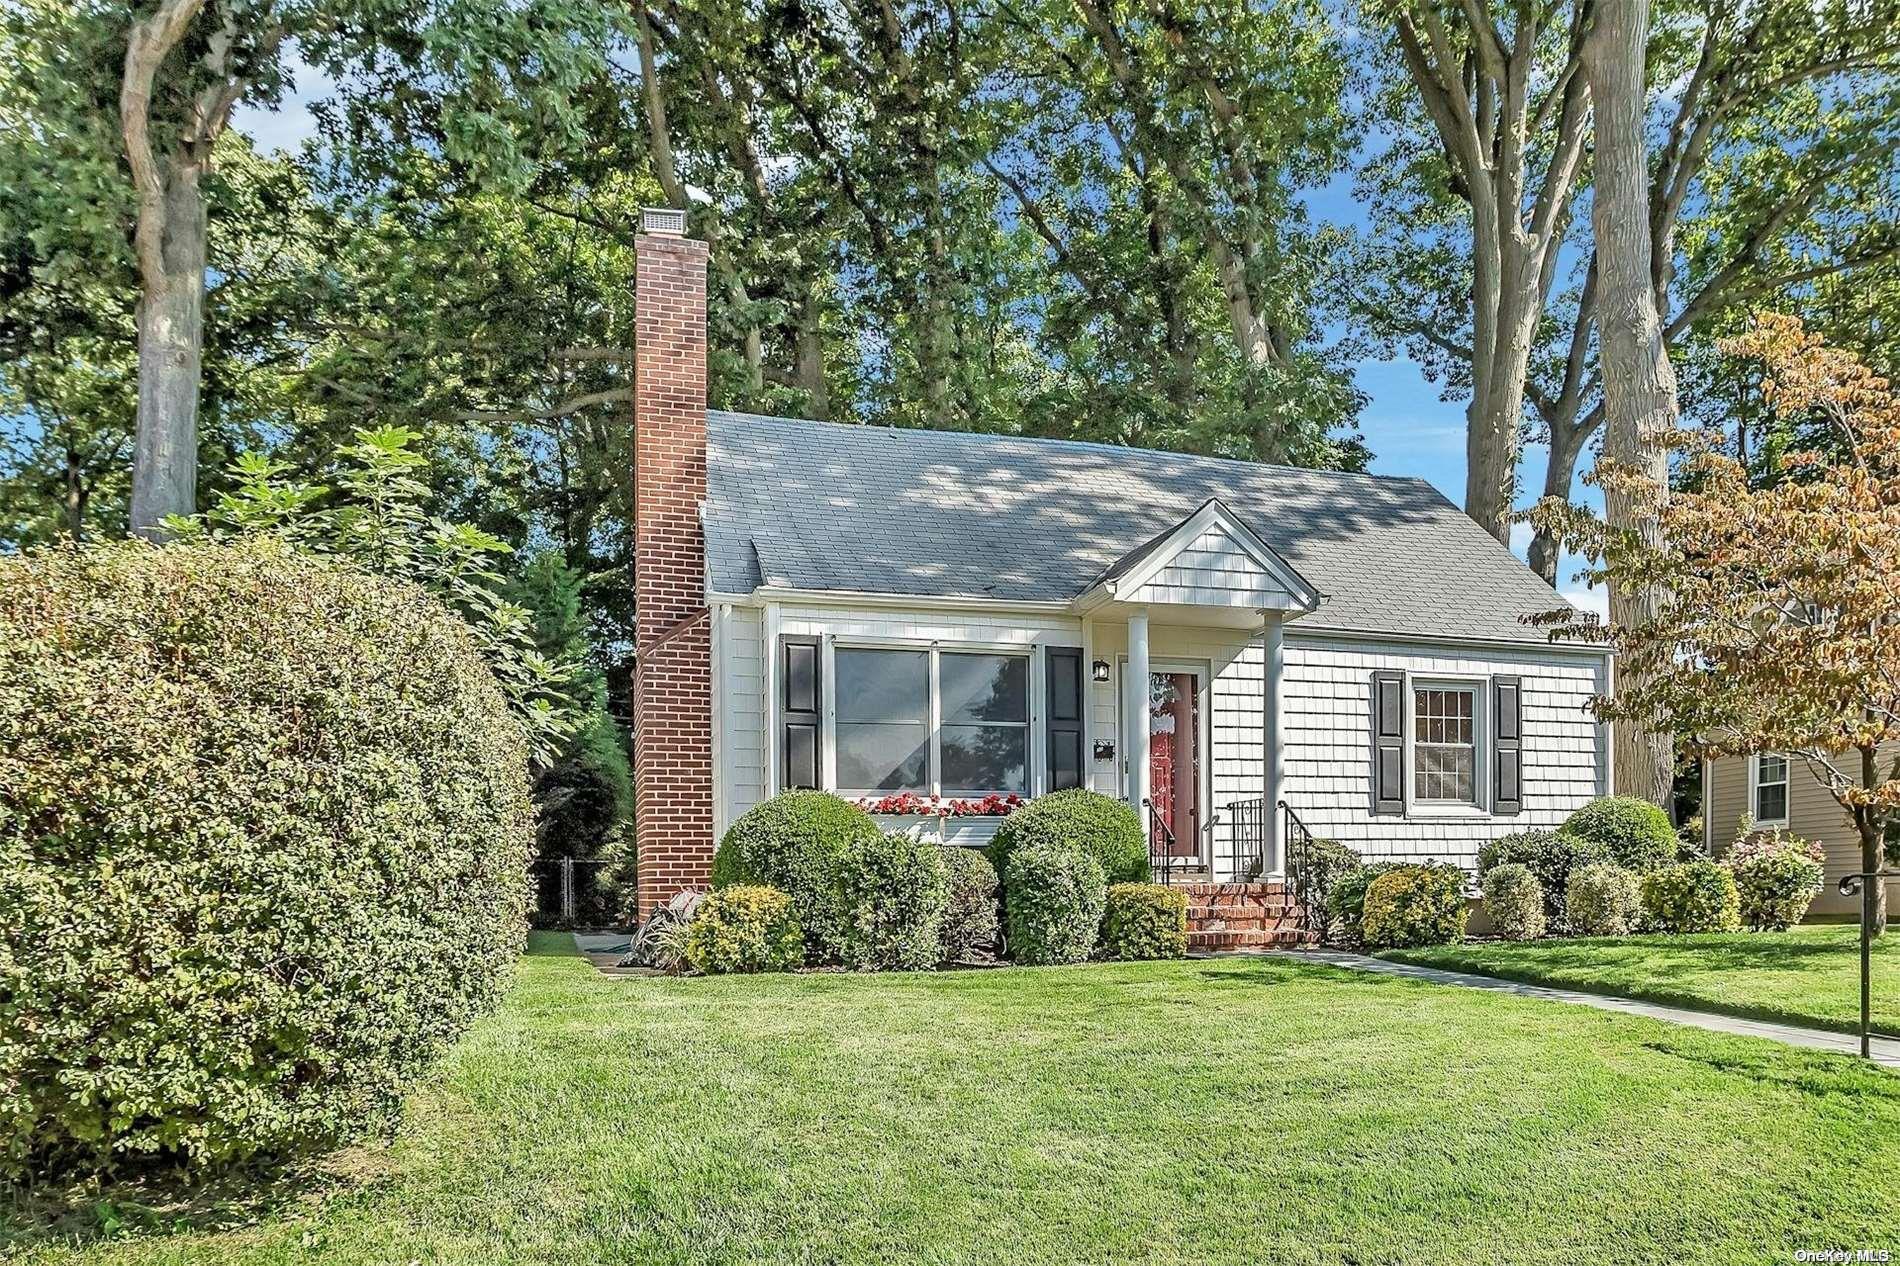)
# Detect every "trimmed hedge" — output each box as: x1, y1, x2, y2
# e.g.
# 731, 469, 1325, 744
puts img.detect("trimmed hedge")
1729, 834, 1825, 931
1002, 840, 1107, 965
1292, 837, 1362, 920
1562, 797, 1677, 874
1566, 863, 1642, 936
685, 885, 804, 974
830, 832, 950, 971
1481, 863, 1546, 941
1100, 883, 1188, 960
1326, 862, 1405, 945
1640, 861, 1741, 934
988, 790, 1148, 888
0, 541, 535, 1177
1361, 865, 1469, 949
712, 790, 880, 960
937, 846, 1000, 963
1477, 830, 1607, 929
